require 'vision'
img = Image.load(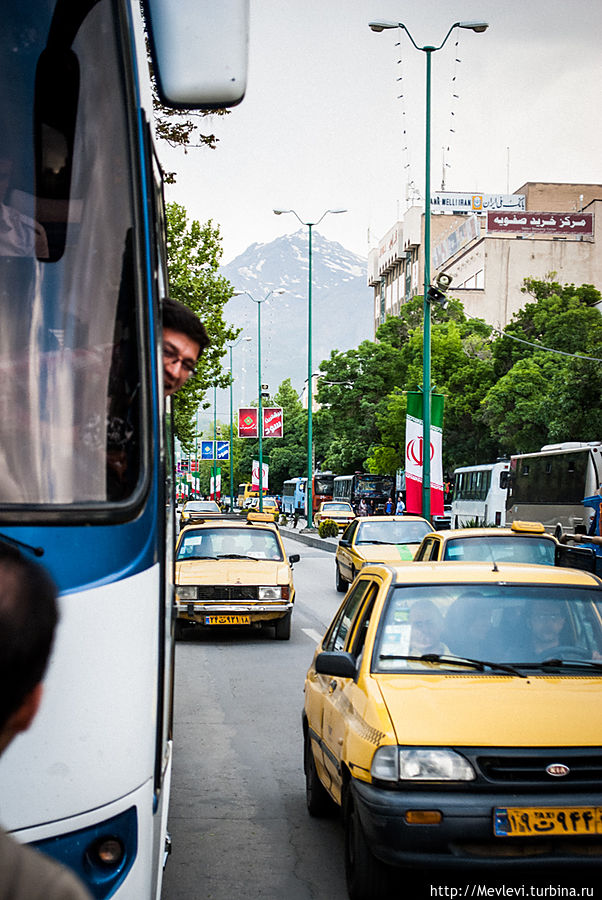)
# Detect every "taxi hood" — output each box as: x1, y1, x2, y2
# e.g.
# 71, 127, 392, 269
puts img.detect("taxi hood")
176, 559, 291, 585
357, 543, 418, 563
376, 674, 602, 746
